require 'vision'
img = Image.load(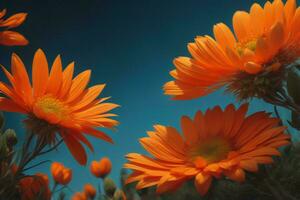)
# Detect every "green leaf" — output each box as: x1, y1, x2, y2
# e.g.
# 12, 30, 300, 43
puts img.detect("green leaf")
0, 112, 4, 131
